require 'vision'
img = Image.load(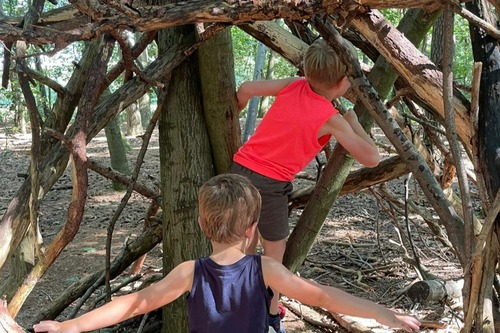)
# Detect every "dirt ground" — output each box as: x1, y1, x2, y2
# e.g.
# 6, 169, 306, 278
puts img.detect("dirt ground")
0, 128, 464, 332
